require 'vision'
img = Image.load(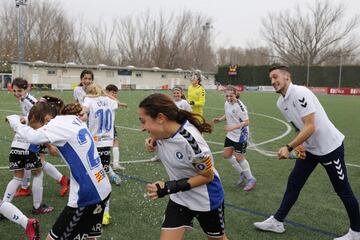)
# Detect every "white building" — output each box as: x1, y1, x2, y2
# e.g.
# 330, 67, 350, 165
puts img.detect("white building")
11, 61, 216, 90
